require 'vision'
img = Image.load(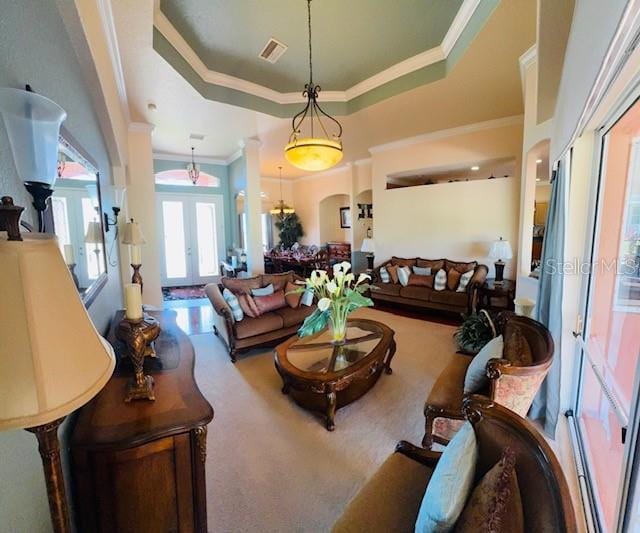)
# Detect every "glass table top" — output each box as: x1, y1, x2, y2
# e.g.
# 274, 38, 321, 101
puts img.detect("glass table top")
286, 326, 383, 374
